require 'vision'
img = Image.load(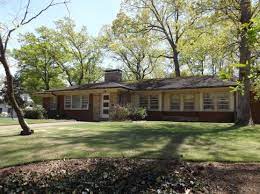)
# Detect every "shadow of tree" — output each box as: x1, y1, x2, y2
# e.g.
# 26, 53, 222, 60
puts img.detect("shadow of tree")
0, 122, 249, 168
42, 123, 241, 160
